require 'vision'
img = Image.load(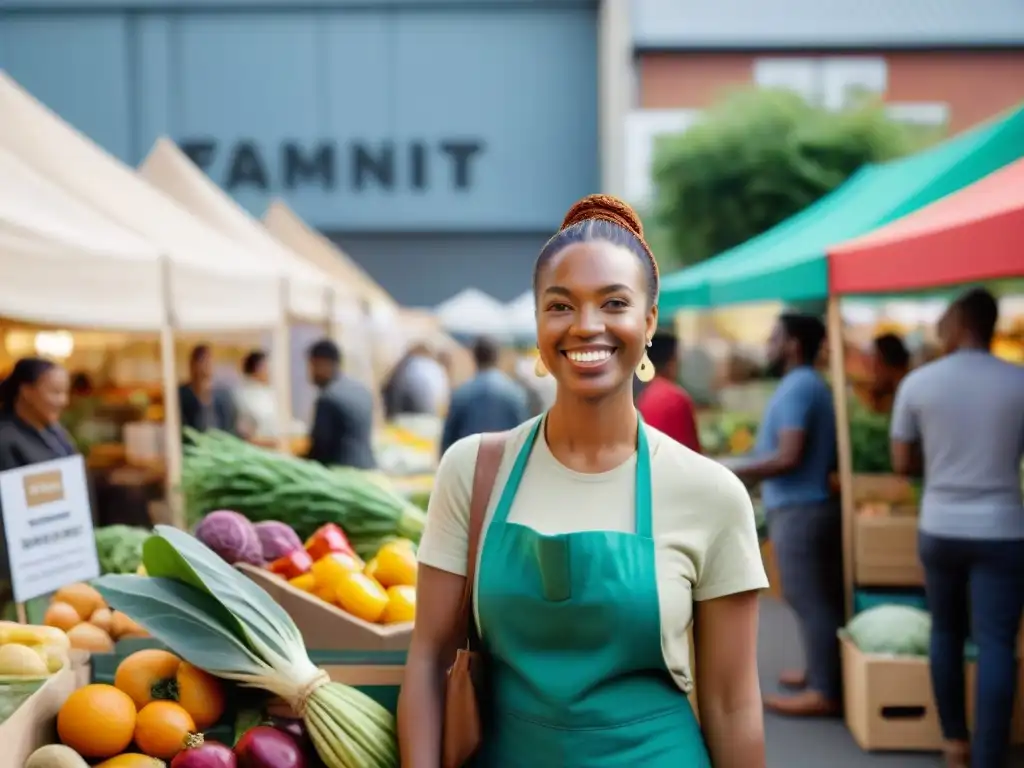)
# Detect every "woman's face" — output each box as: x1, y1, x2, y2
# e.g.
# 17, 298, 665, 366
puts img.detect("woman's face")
535, 241, 657, 400
21, 367, 70, 425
